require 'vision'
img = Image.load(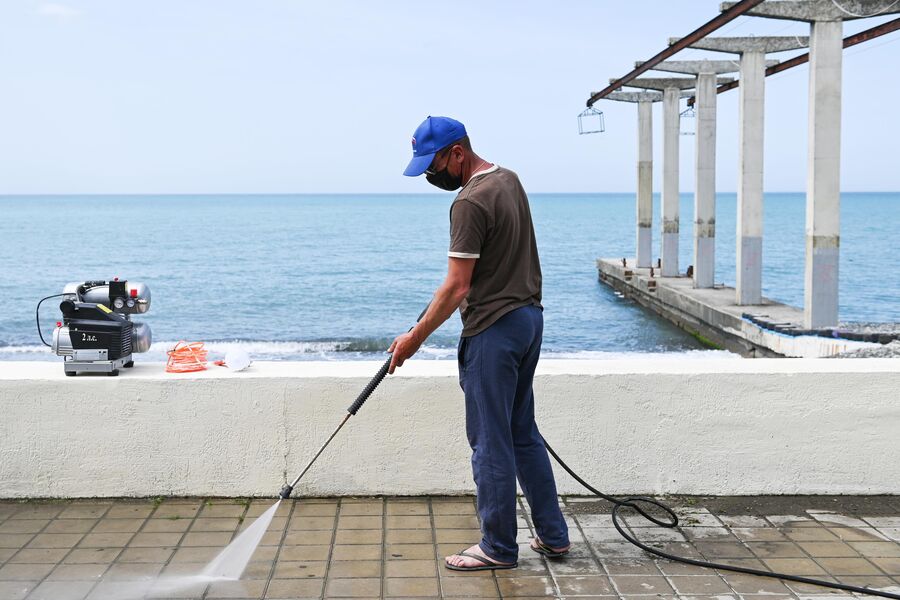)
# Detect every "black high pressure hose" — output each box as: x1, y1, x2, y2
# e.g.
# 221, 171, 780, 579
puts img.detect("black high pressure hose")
542, 440, 900, 600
